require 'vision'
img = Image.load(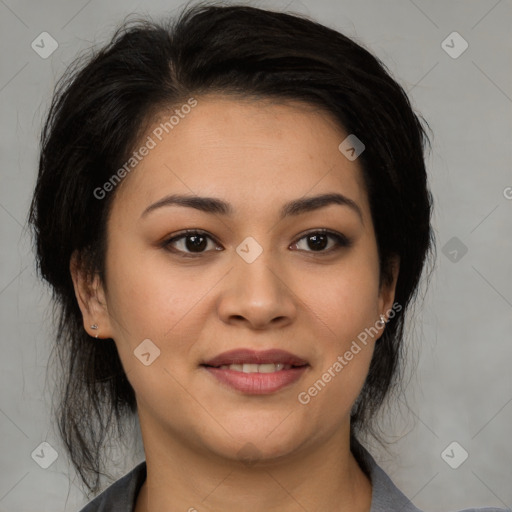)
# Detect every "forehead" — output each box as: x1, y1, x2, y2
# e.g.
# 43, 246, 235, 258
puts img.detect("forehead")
111, 94, 370, 222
